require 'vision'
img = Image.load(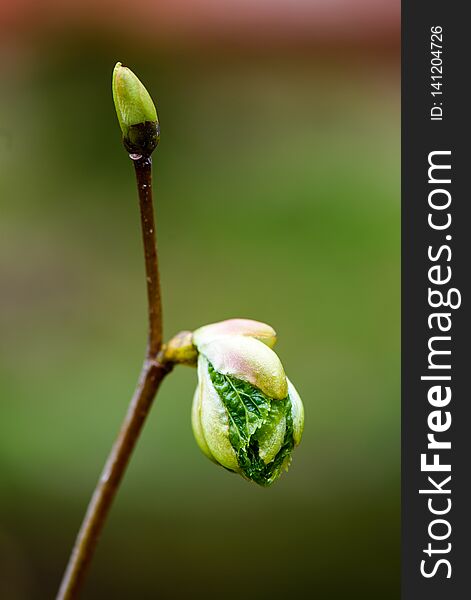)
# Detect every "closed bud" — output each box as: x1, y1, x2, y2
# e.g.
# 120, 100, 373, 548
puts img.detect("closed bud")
112, 62, 160, 156
191, 326, 304, 486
